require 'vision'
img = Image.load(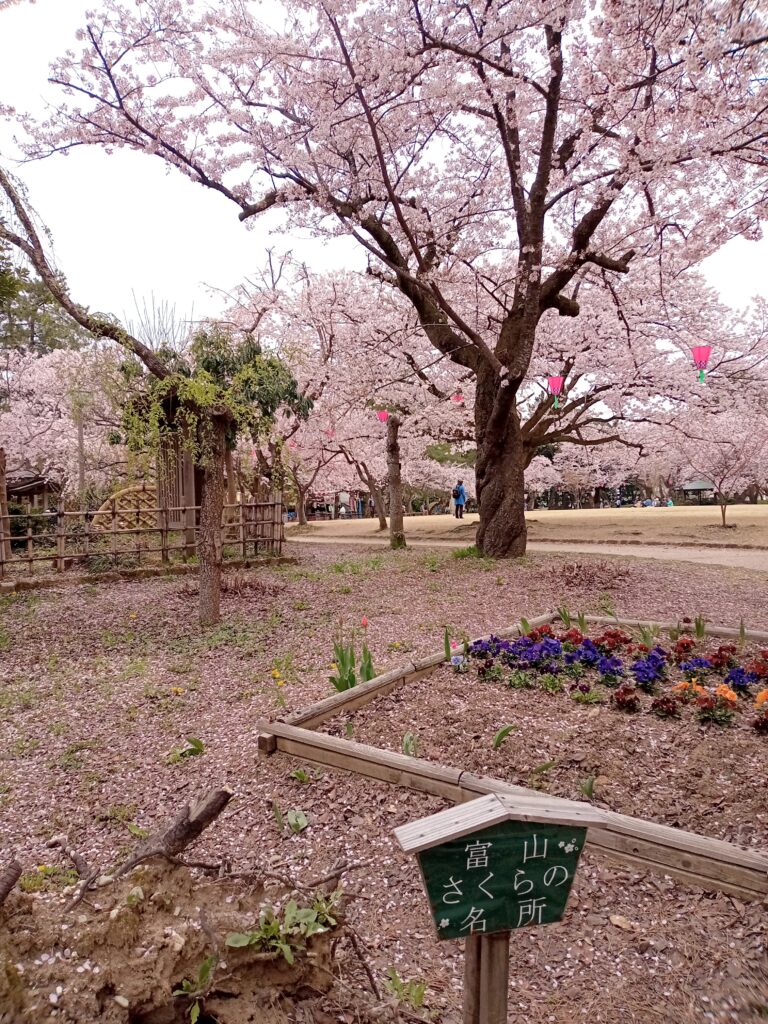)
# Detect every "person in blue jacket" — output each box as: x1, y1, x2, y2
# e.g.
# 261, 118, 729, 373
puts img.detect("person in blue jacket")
452, 479, 467, 519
